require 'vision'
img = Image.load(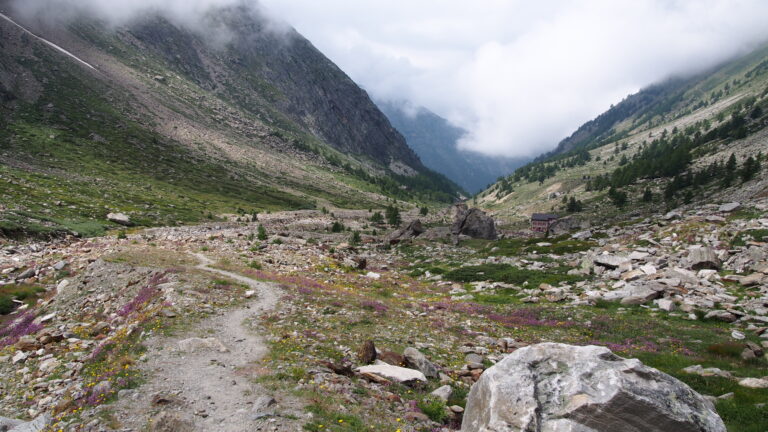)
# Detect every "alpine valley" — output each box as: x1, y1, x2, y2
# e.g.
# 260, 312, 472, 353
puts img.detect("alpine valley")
0, 2, 767, 432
